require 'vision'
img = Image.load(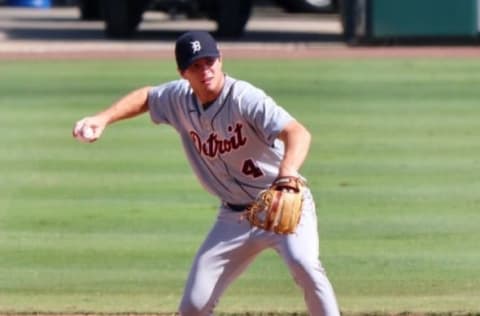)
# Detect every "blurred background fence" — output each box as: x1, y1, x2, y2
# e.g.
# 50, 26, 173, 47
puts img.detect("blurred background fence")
1, 0, 479, 45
